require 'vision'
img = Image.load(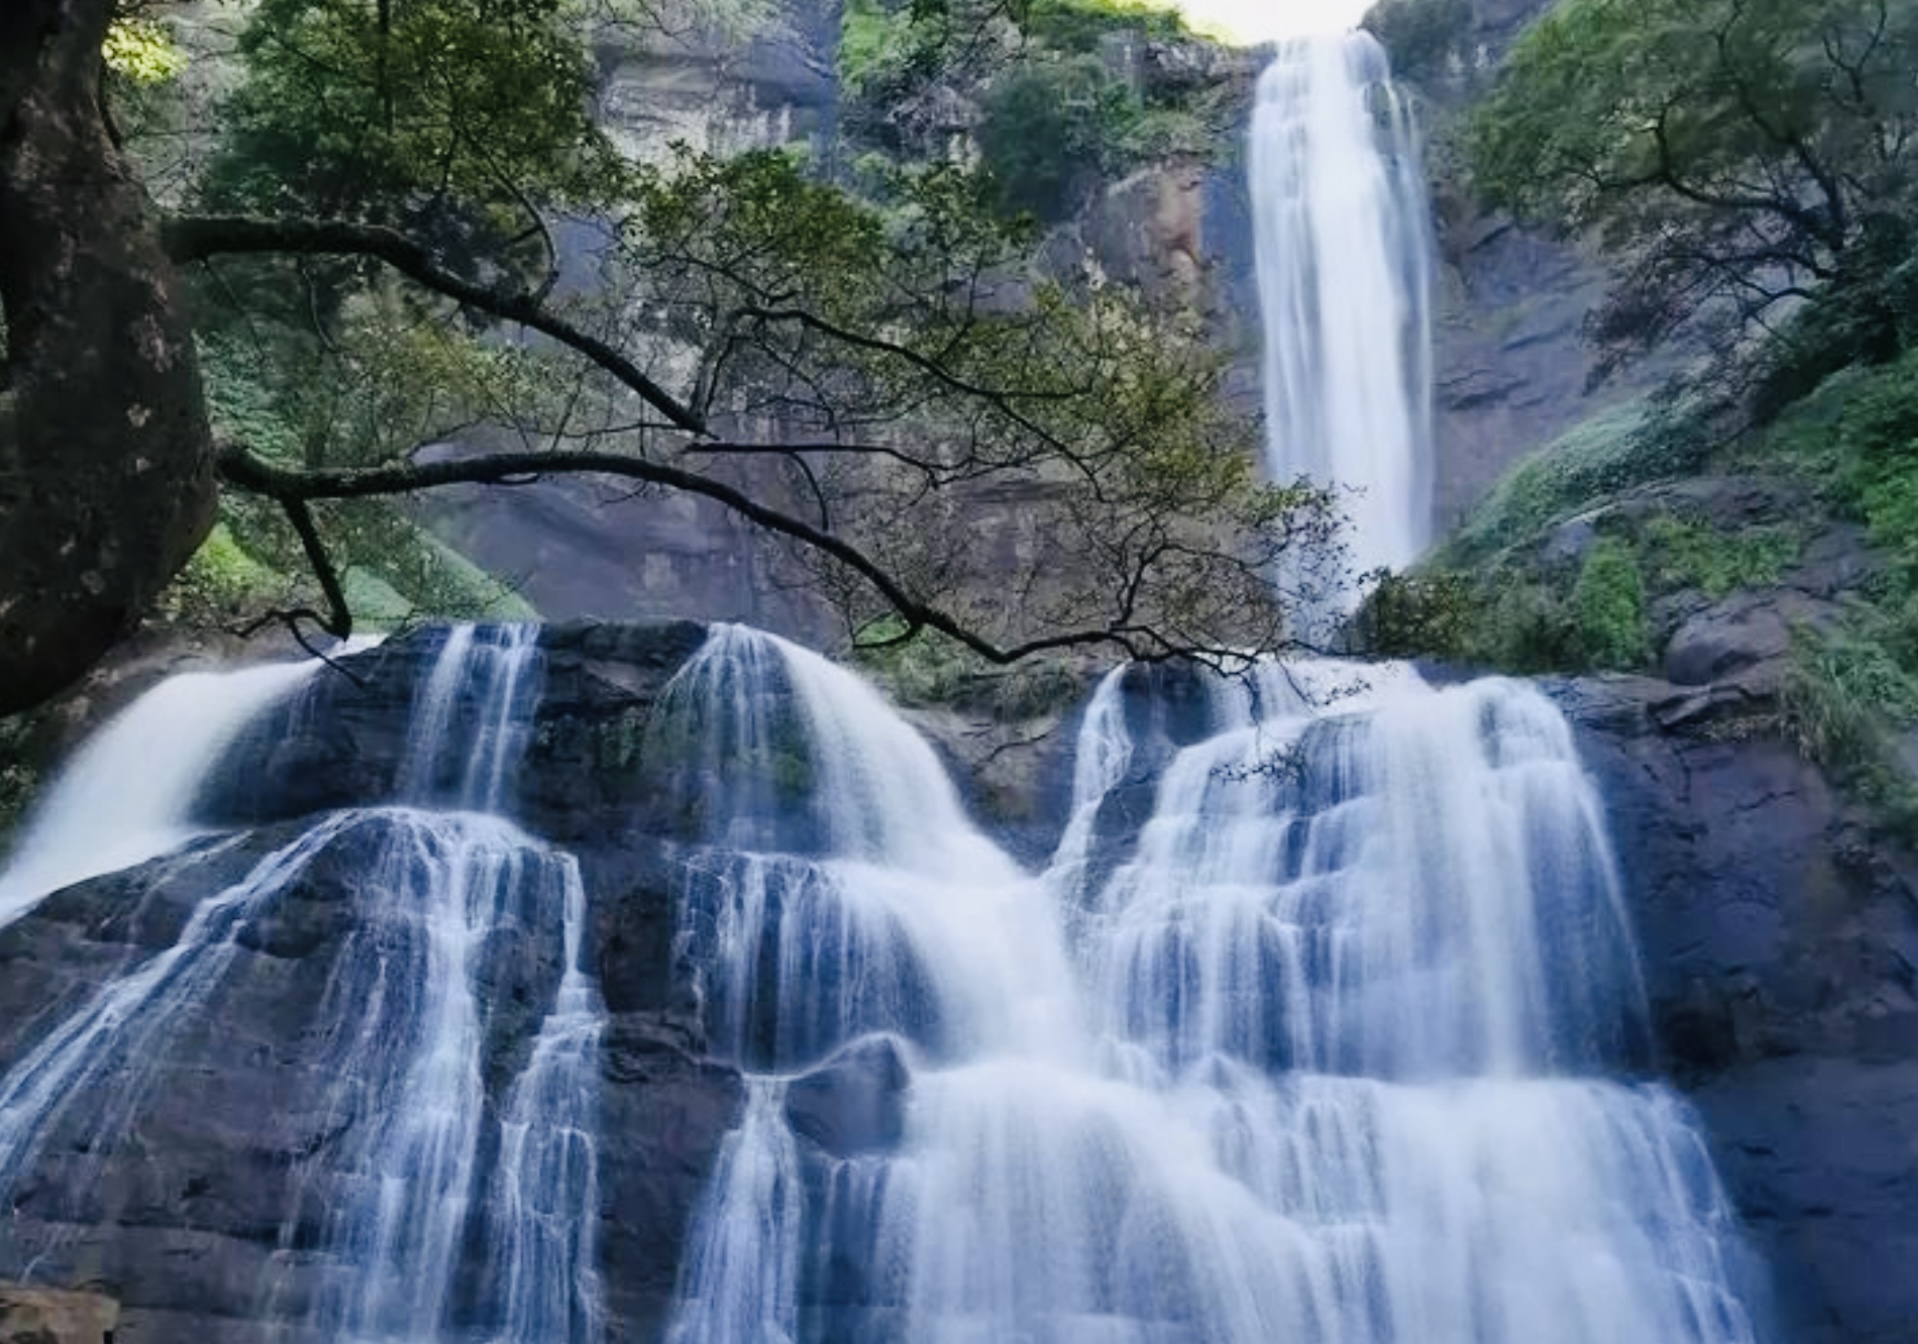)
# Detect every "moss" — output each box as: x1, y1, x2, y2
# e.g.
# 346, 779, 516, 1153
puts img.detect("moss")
158, 522, 293, 627
1572, 539, 1649, 670
1437, 401, 1655, 567
1639, 514, 1798, 599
